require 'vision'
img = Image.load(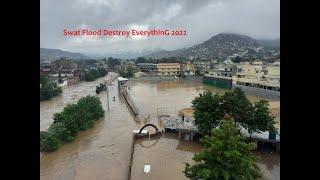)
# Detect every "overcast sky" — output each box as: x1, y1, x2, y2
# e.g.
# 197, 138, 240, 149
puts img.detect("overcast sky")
40, 0, 279, 55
